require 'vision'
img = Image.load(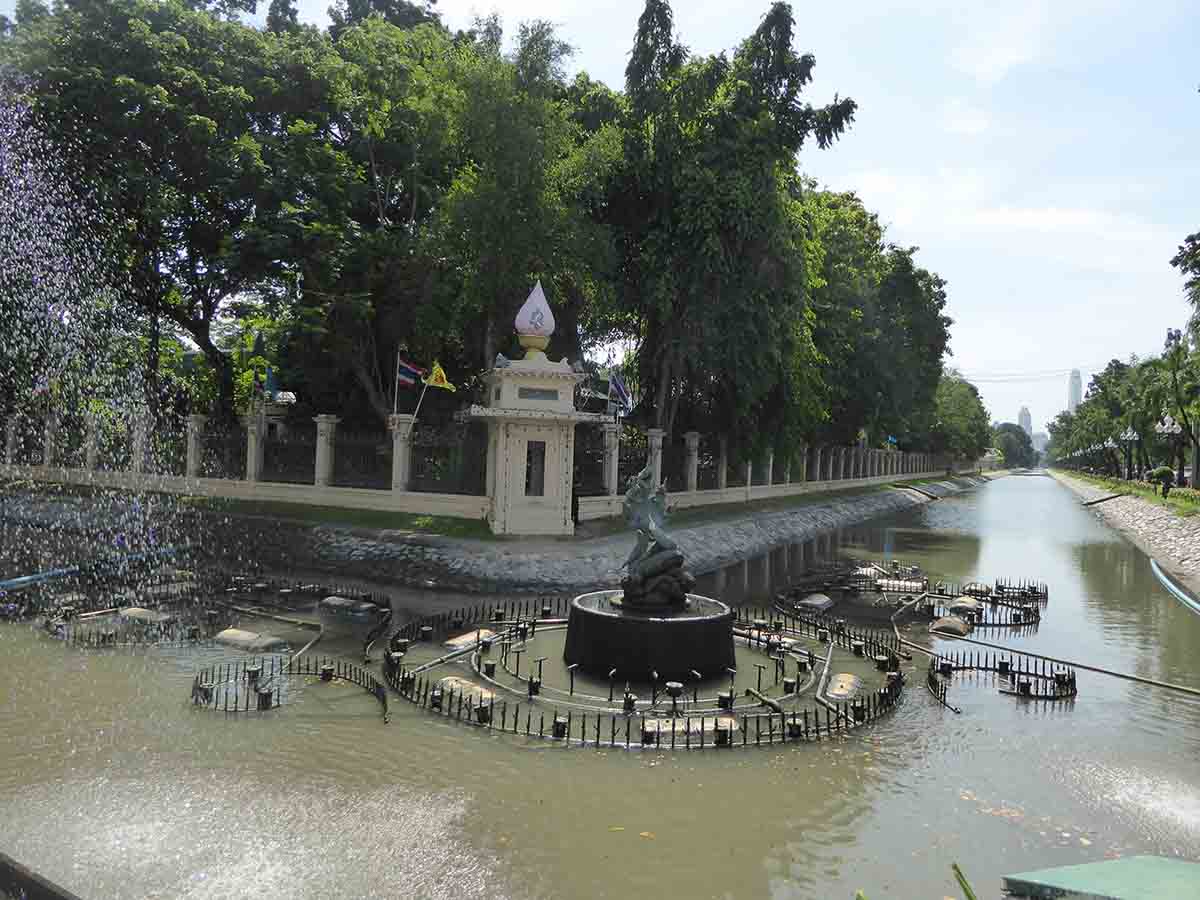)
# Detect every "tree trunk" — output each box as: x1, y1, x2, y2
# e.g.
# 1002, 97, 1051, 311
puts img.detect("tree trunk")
196, 334, 235, 425
483, 310, 496, 372
653, 351, 671, 429
146, 299, 161, 428
351, 354, 391, 428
